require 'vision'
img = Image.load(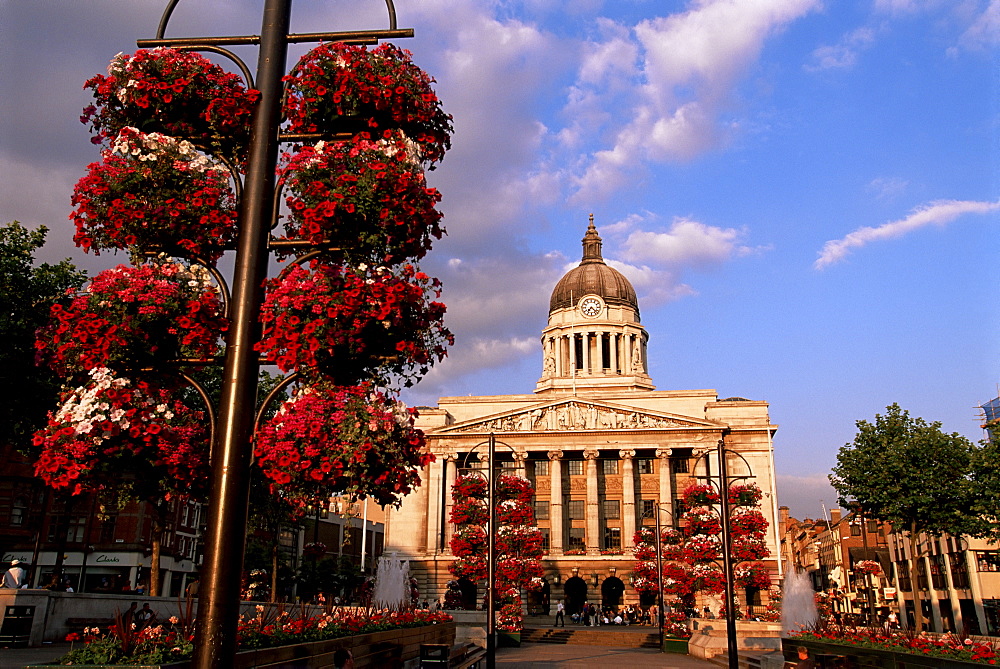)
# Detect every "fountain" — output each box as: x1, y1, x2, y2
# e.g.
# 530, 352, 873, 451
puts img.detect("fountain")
372, 553, 411, 610
781, 568, 818, 635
